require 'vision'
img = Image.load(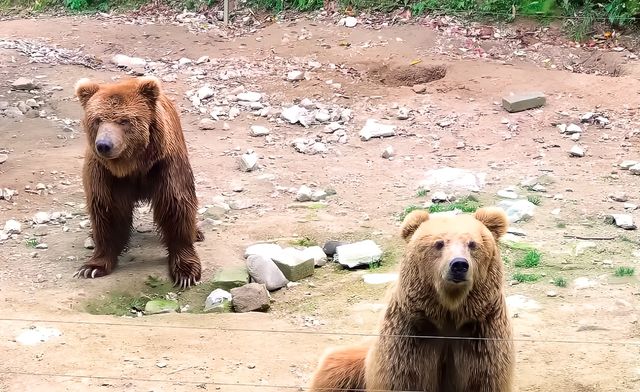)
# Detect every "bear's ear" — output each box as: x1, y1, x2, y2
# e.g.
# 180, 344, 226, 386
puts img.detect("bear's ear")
401, 209, 430, 242
137, 76, 161, 104
474, 207, 509, 239
74, 78, 100, 107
